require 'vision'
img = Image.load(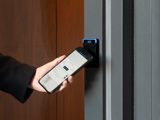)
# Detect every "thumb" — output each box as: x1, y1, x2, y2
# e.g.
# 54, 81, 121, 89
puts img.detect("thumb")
38, 55, 66, 78
44, 55, 66, 71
